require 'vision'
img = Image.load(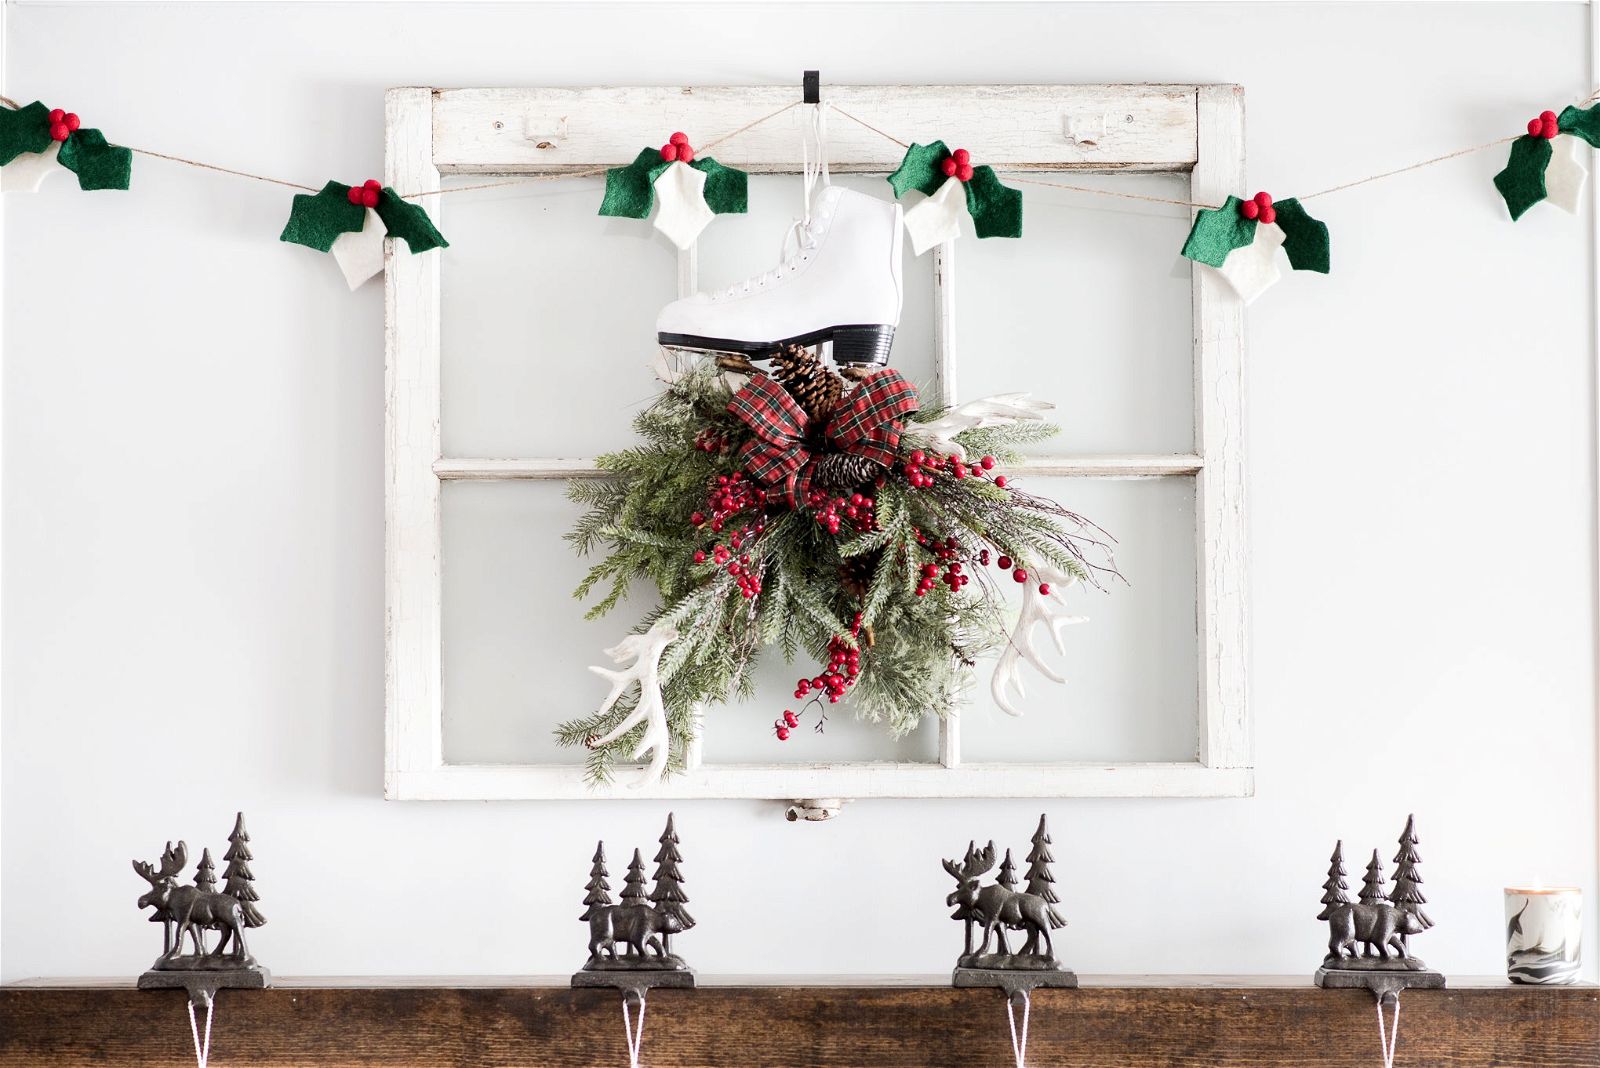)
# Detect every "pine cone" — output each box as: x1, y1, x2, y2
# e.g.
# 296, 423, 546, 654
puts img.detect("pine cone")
771, 343, 844, 422
812, 451, 883, 491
